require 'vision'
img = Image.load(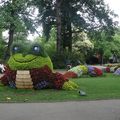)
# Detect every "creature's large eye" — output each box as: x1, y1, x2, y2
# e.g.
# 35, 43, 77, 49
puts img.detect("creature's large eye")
33, 46, 40, 52
32, 45, 41, 54
31, 44, 47, 57
12, 46, 20, 53
13, 46, 19, 51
